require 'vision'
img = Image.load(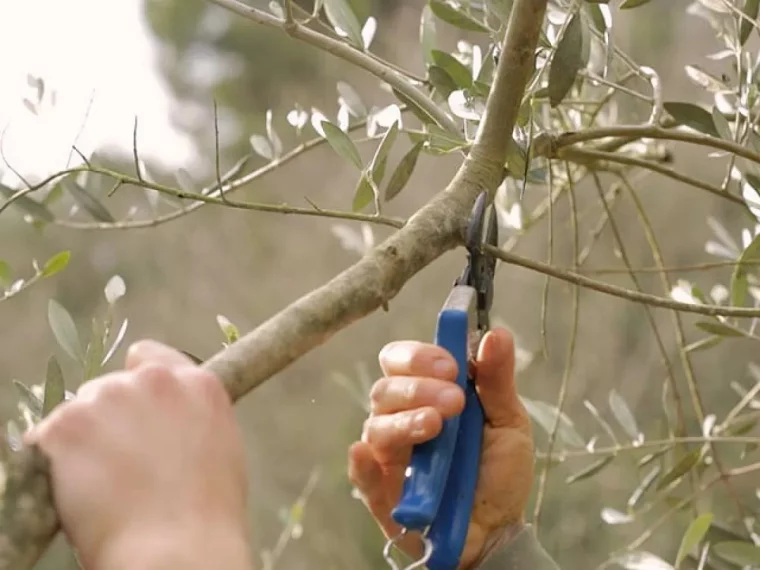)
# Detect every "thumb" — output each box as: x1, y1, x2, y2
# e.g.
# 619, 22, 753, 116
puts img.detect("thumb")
472, 327, 527, 429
